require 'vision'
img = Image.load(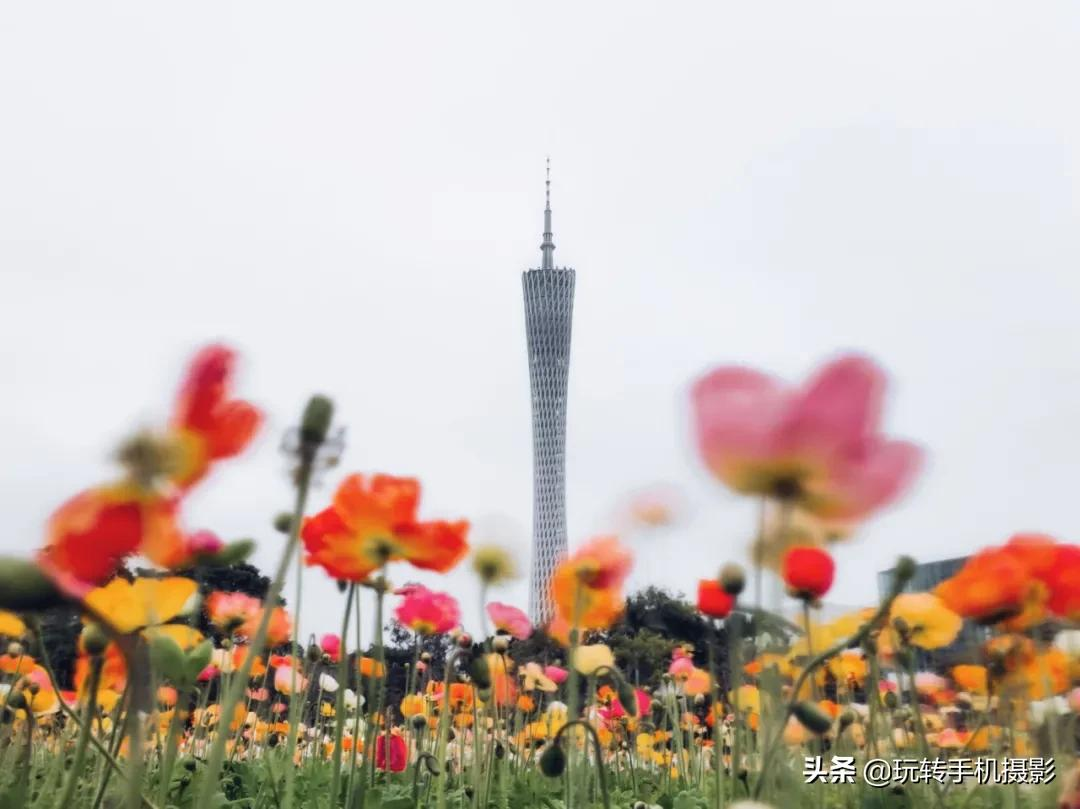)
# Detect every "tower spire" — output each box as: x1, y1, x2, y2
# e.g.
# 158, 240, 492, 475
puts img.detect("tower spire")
540, 157, 555, 270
